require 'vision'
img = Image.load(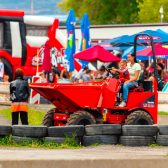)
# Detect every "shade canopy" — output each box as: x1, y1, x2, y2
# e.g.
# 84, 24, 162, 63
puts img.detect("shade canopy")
136, 44, 168, 56
74, 45, 121, 62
